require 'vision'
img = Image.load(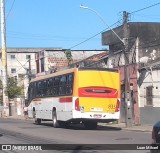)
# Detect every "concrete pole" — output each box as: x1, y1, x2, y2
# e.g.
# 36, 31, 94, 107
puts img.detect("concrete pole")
123, 11, 132, 127
1, 0, 9, 116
